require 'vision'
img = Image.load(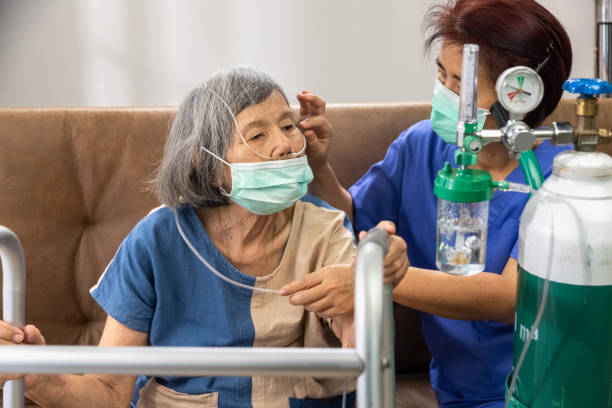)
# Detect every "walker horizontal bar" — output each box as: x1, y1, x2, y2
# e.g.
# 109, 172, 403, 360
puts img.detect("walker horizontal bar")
0, 346, 364, 378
